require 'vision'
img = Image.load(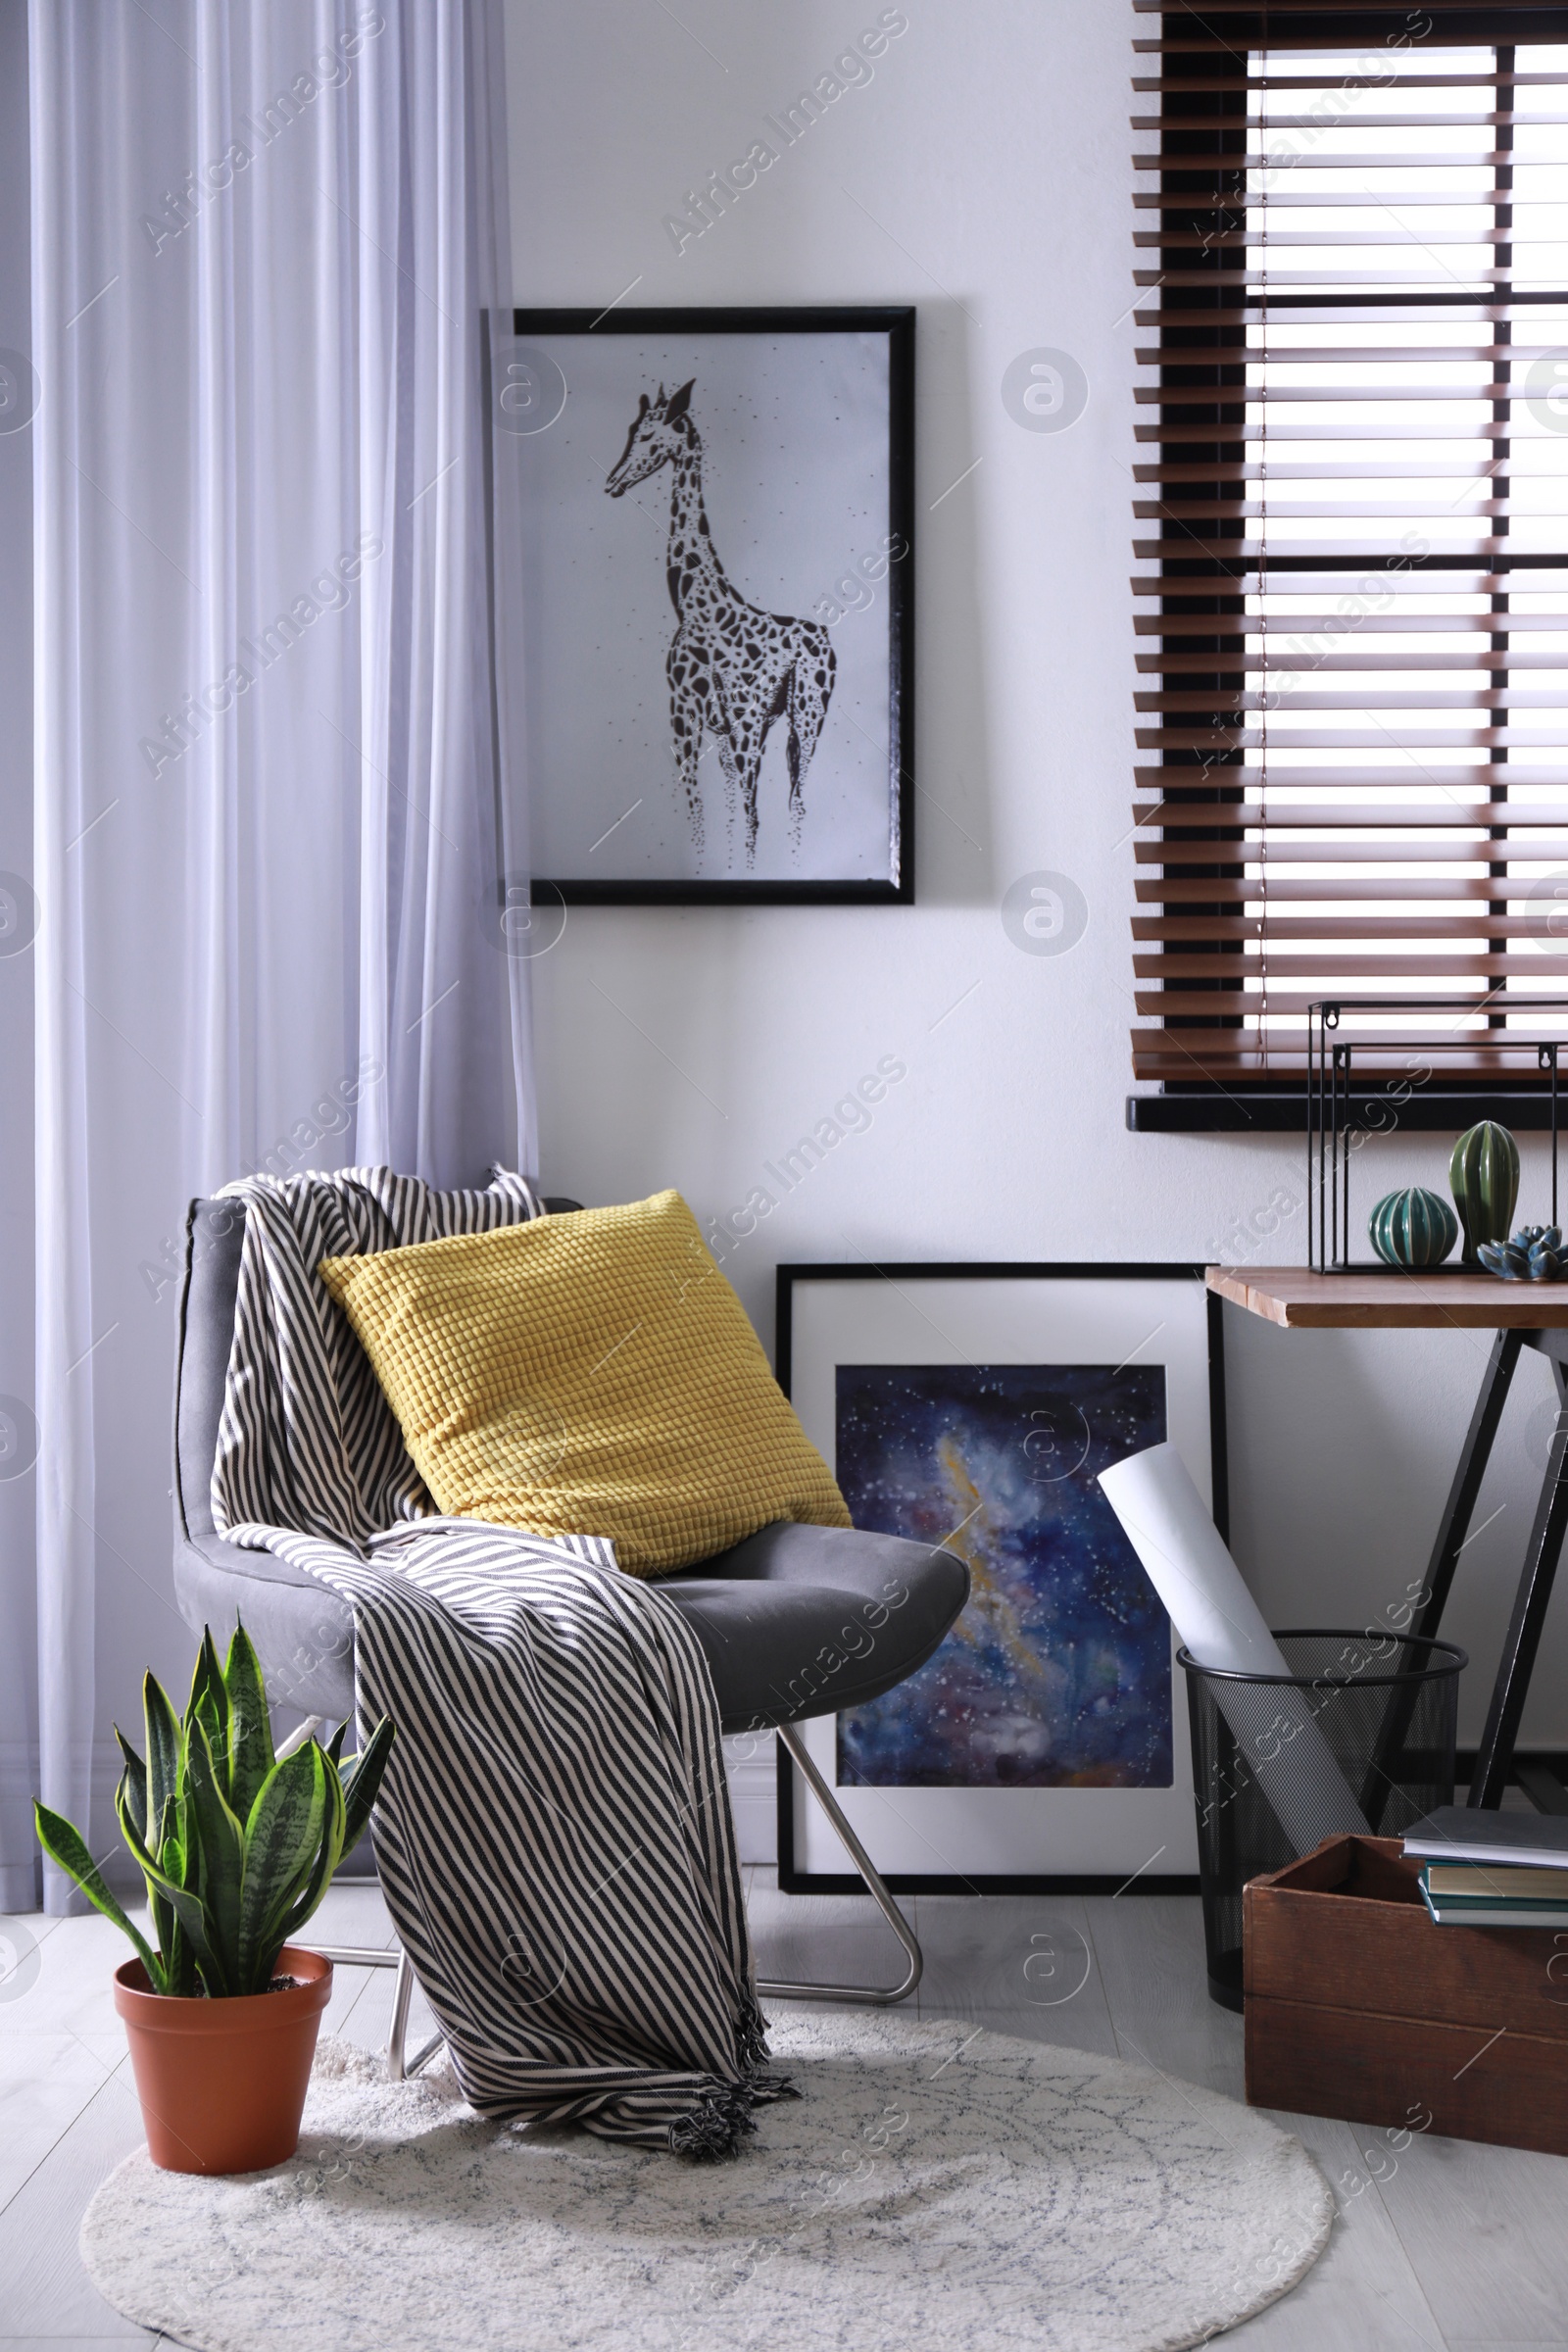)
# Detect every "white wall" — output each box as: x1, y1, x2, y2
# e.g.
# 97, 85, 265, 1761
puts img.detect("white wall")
506, 0, 1568, 1835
